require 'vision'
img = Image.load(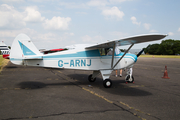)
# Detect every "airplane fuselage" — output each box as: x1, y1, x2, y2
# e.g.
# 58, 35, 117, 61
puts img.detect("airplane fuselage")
11, 48, 137, 70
